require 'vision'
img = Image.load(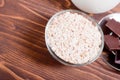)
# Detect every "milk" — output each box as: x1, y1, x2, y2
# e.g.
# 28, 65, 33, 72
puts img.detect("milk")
71, 0, 120, 13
